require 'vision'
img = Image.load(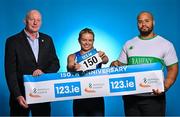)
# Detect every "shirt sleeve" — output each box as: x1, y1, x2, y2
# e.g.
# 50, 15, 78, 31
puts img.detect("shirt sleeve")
118, 44, 128, 64
163, 42, 178, 66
